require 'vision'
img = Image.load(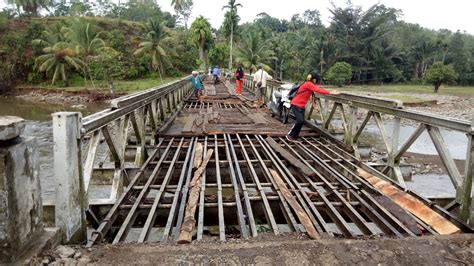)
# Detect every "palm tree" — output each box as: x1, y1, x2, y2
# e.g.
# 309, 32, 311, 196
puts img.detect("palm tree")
32, 23, 65, 48
7, 0, 52, 16
171, 0, 186, 11
235, 30, 275, 74
35, 42, 85, 86
134, 18, 173, 81
62, 18, 106, 88
222, 0, 242, 70
62, 18, 106, 58
189, 16, 213, 70
171, 0, 193, 29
